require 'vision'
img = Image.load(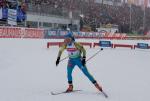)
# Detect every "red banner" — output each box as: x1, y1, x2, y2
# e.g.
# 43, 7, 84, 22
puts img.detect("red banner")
0, 27, 44, 38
